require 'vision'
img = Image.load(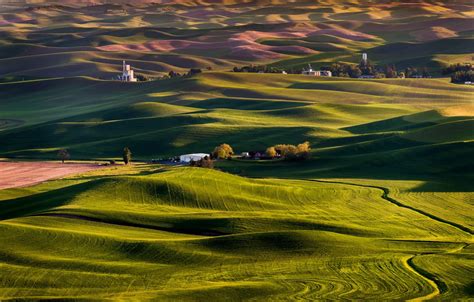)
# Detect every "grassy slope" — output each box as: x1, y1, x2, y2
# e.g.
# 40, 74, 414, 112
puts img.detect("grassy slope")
0, 166, 471, 300
1, 2, 473, 299
0, 72, 472, 160
0, 72, 472, 300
